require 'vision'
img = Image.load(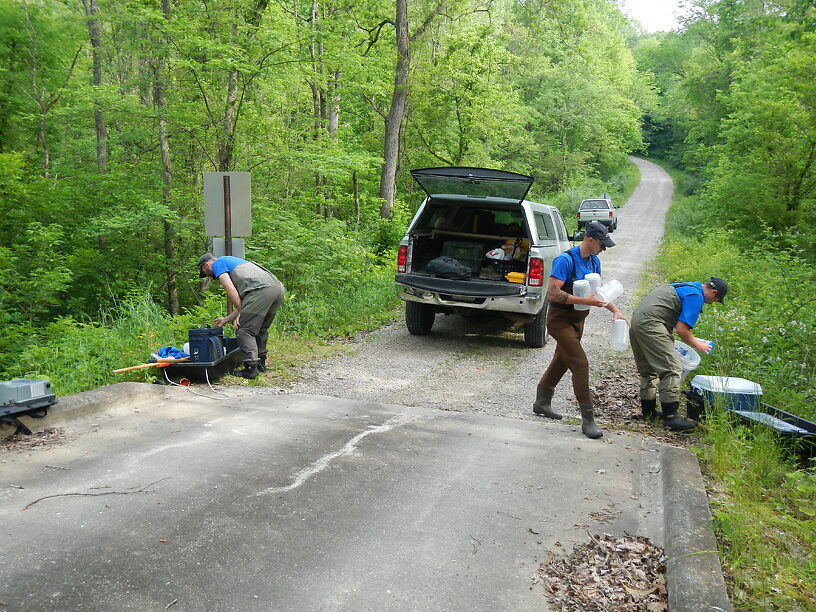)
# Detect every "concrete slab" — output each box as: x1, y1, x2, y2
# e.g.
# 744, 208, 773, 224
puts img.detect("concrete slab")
0, 384, 681, 611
